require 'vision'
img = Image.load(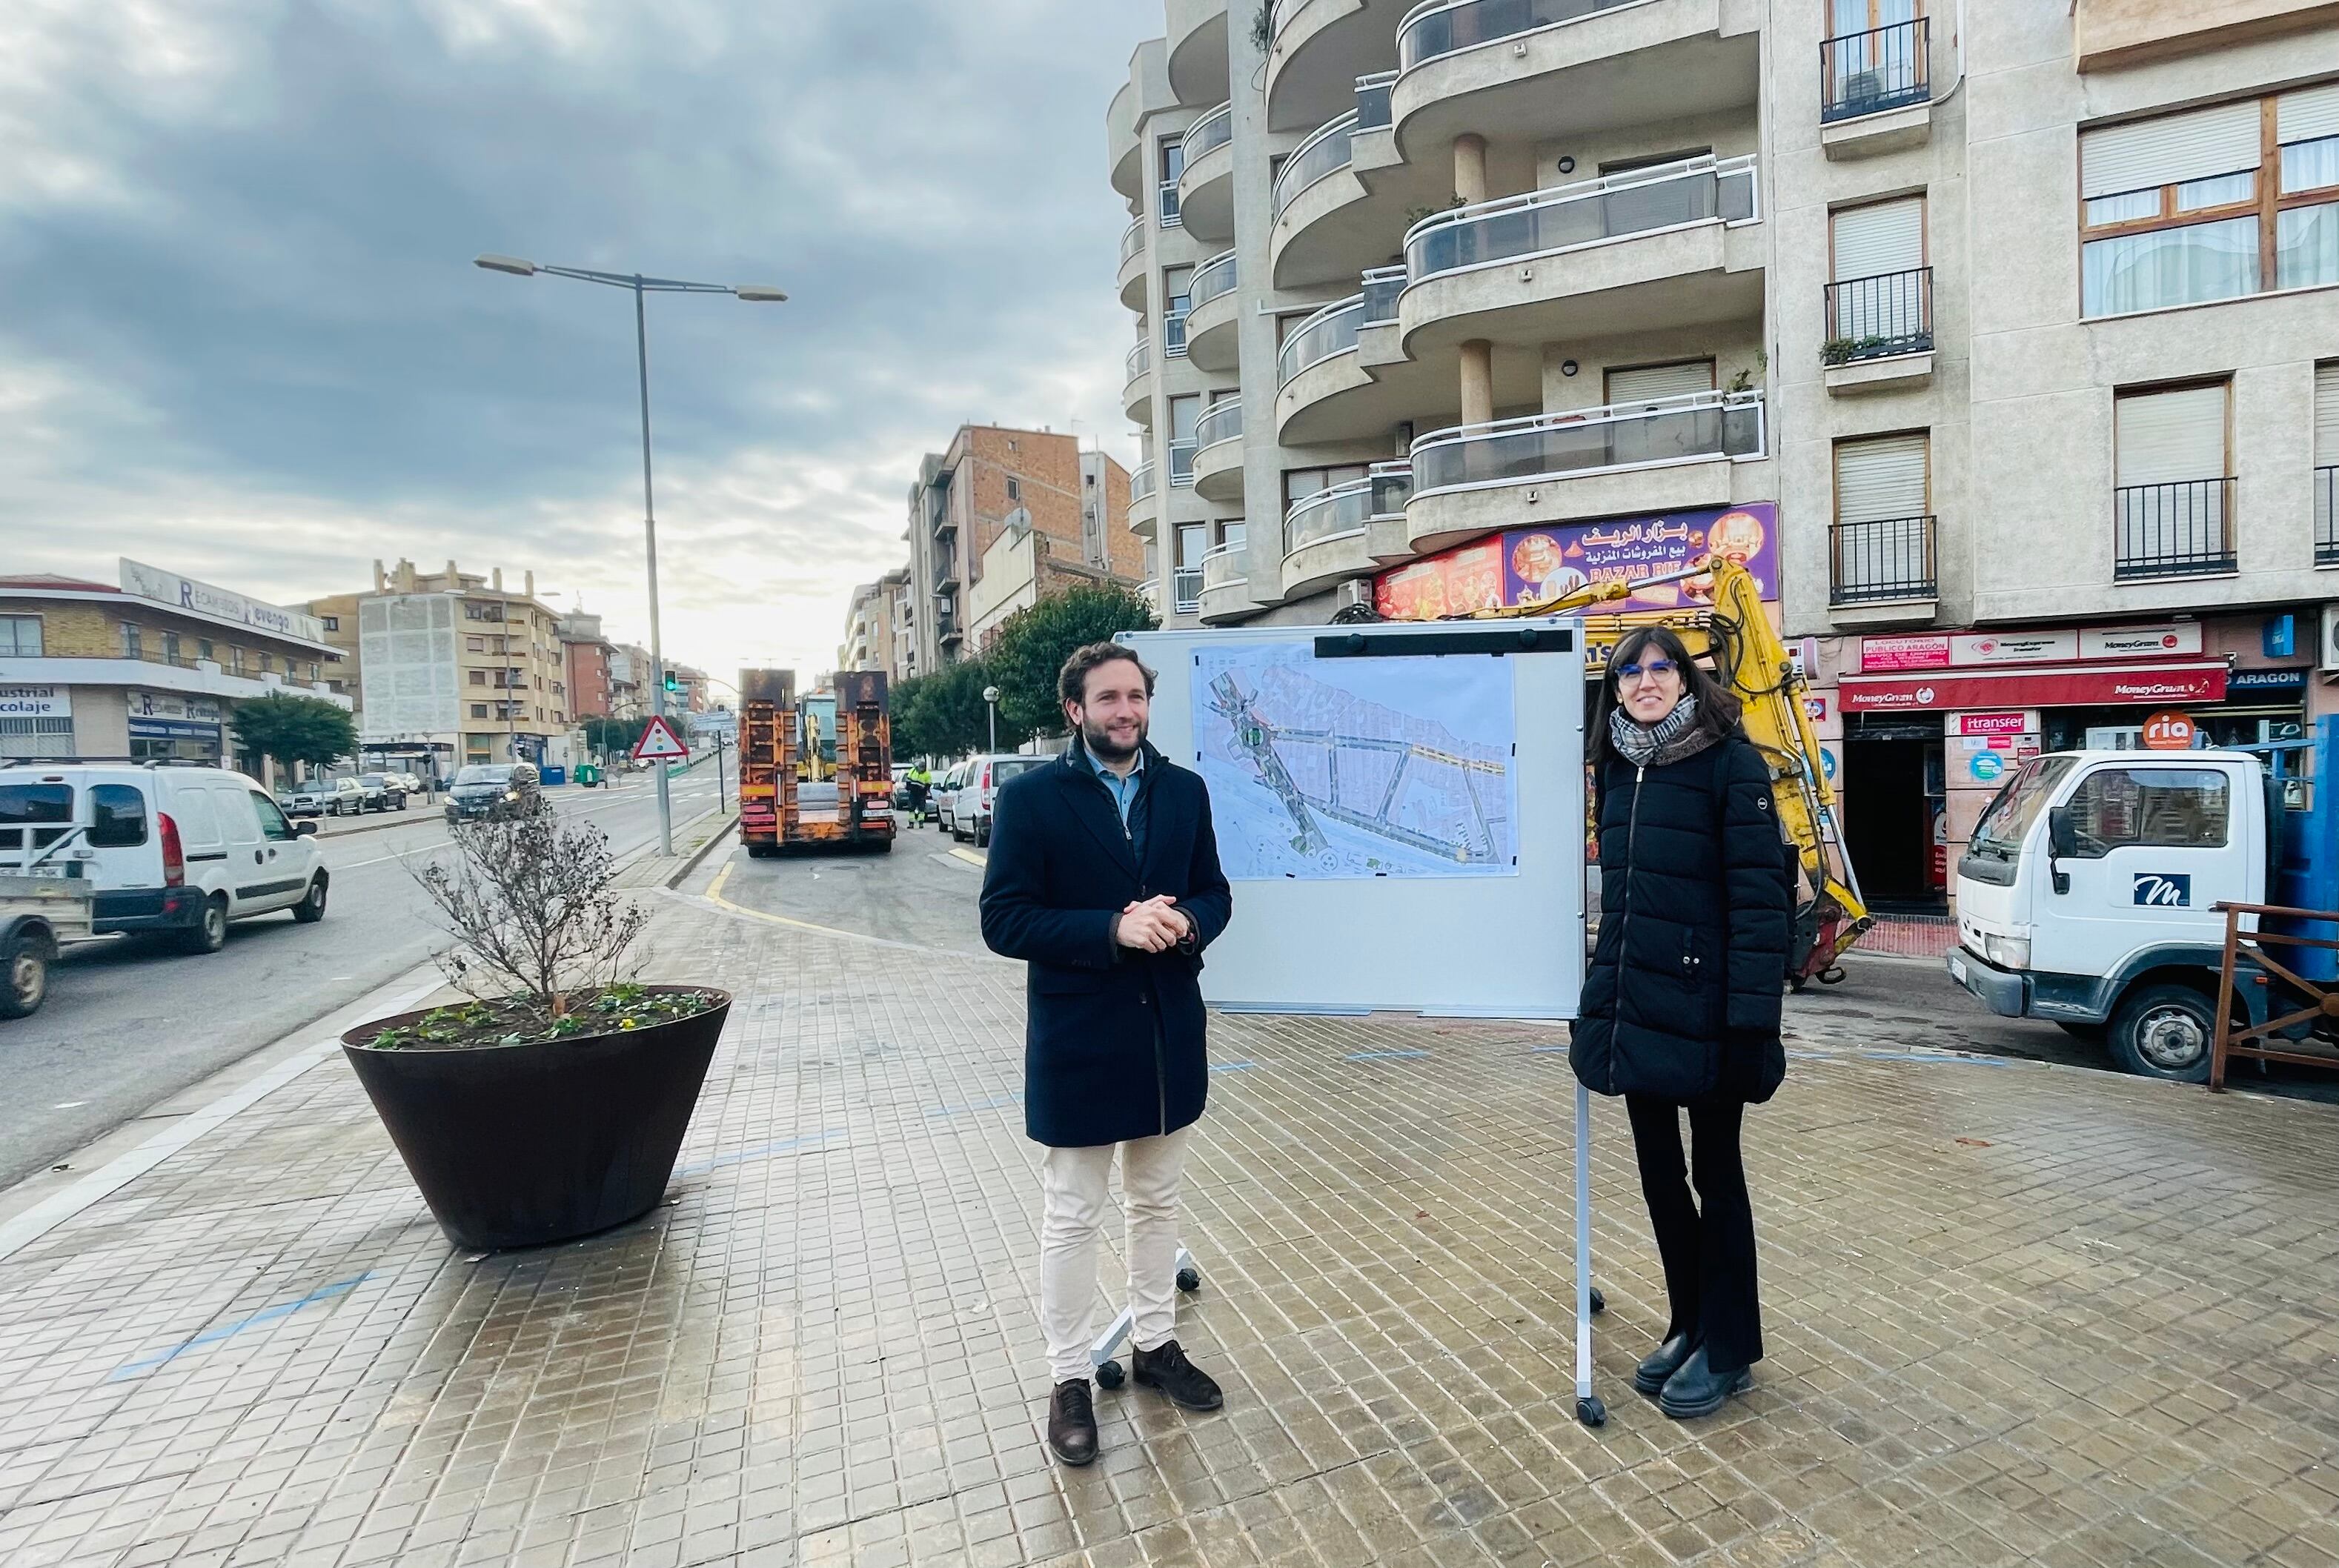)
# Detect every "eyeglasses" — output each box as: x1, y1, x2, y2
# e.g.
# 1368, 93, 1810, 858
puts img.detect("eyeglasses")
1616, 659, 1679, 684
